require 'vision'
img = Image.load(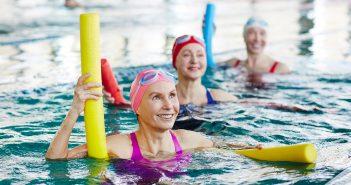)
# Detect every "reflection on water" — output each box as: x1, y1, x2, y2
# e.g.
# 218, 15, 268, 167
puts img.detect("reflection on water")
0, 0, 350, 93
347, 1, 351, 59
298, 0, 314, 56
